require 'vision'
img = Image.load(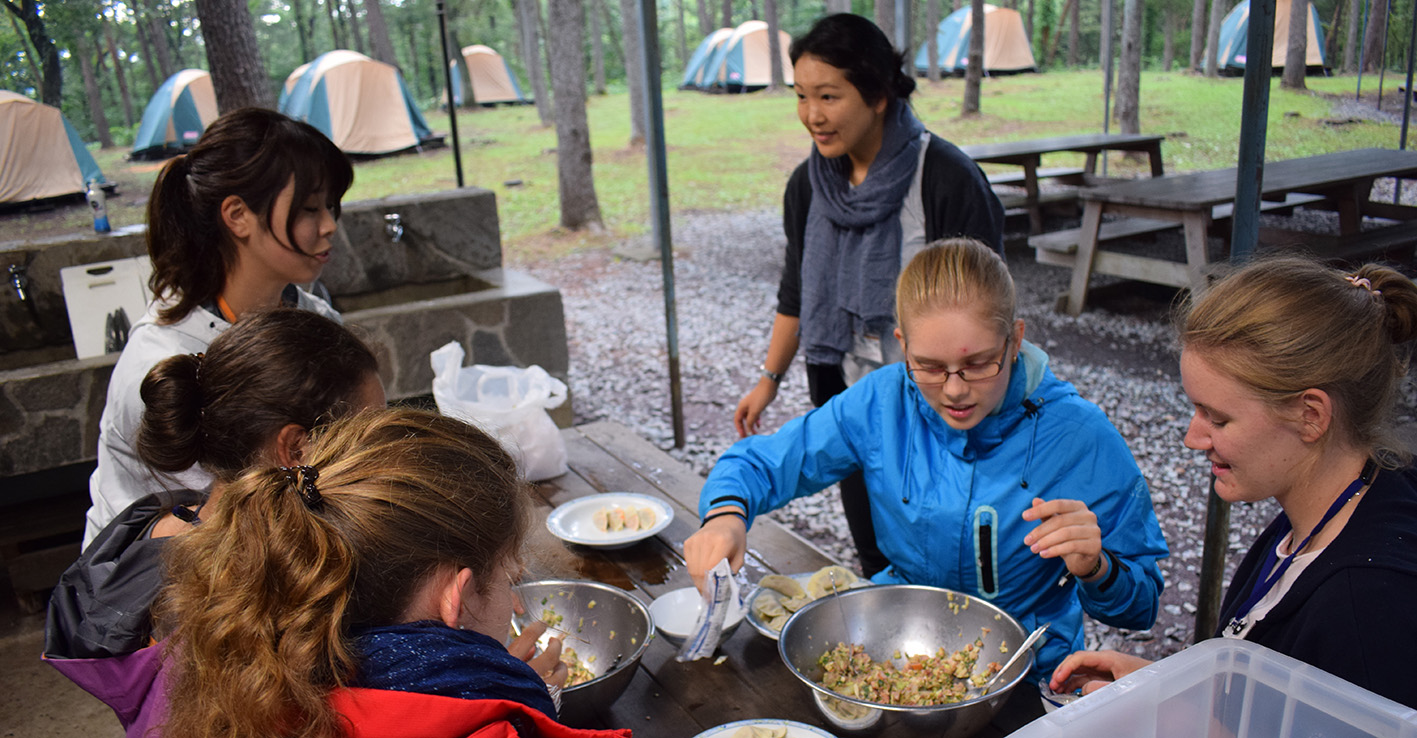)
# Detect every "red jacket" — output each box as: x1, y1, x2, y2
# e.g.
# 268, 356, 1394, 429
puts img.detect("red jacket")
331, 688, 632, 738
